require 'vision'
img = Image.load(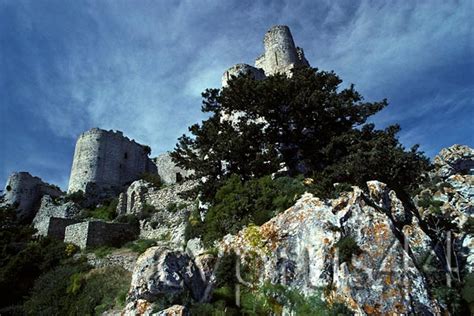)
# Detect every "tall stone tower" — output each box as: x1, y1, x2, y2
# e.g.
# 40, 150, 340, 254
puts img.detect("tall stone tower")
255, 25, 309, 76
67, 128, 157, 196
221, 25, 309, 86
